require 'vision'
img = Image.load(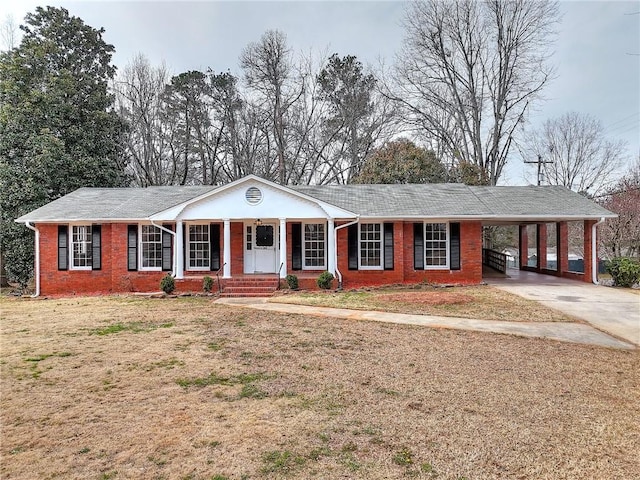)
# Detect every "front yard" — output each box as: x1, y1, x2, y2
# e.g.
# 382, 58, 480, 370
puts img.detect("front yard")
271, 284, 578, 322
1, 296, 638, 479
